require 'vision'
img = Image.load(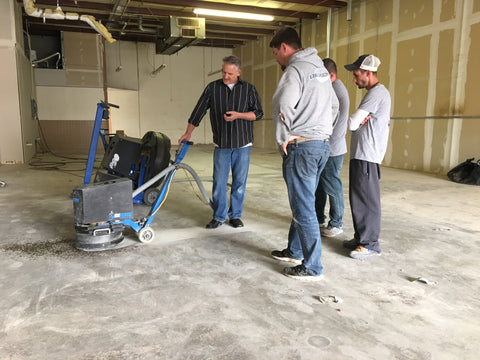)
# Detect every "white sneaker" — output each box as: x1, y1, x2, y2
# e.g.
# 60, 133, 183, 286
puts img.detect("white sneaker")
321, 225, 343, 237
349, 245, 381, 260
